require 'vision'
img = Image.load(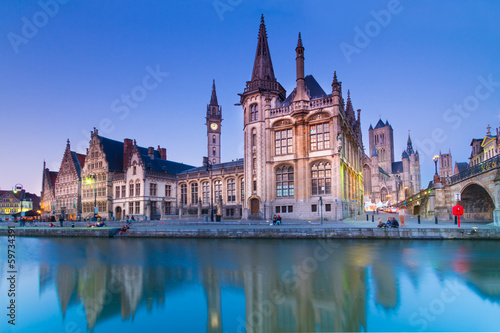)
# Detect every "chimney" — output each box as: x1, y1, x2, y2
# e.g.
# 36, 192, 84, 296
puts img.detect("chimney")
148, 147, 155, 159
160, 148, 167, 160
123, 138, 133, 169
